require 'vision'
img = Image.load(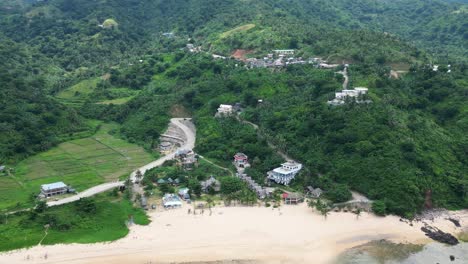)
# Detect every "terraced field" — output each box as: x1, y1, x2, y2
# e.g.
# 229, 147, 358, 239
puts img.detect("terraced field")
0, 123, 155, 211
